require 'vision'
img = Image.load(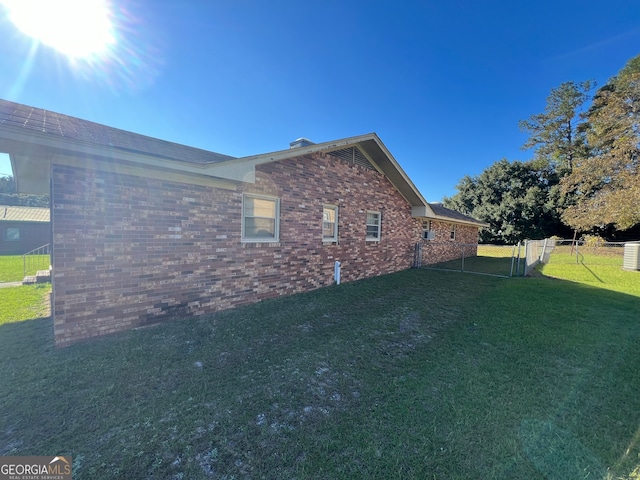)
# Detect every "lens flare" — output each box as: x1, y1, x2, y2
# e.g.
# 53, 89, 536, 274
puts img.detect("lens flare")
3, 0, 116, 59
2, 0, 165, 93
